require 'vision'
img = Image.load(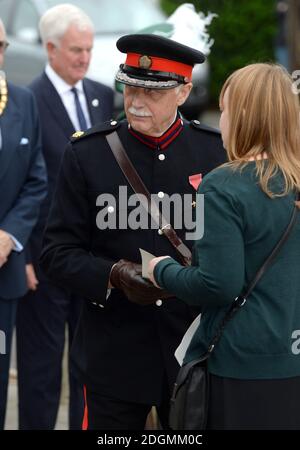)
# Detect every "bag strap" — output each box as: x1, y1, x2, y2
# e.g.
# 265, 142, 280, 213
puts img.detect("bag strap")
204, 191, 300, 357
106, 131, 192, 266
